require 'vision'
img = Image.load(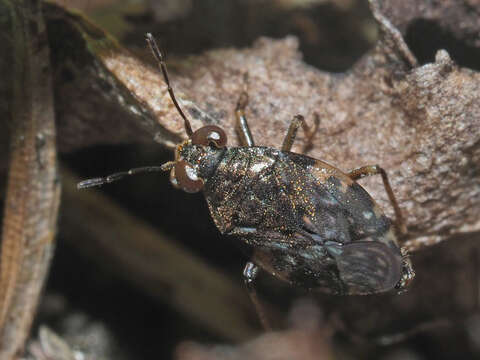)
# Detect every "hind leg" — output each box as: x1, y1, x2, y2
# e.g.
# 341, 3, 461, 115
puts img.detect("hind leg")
348, 165, 407, 236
